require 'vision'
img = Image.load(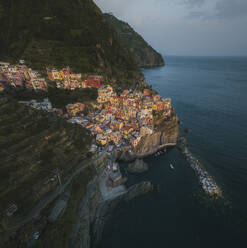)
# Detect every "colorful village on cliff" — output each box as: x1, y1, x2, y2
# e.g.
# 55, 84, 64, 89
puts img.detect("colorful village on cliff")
0, 61, 173, 152
0, 60, 222, 197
